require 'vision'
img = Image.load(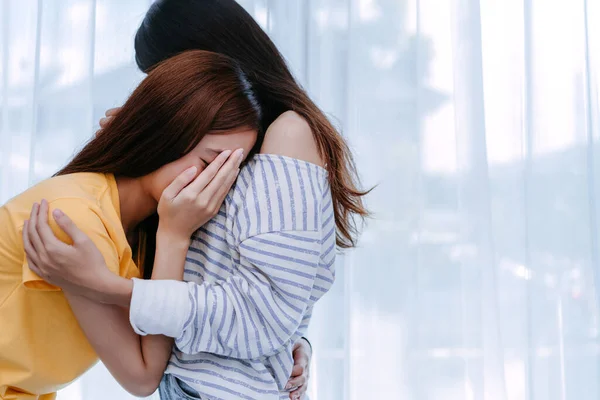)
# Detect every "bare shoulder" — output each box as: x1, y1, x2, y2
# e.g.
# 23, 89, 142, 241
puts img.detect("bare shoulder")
260, 111, 324, 167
